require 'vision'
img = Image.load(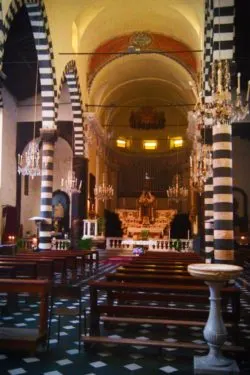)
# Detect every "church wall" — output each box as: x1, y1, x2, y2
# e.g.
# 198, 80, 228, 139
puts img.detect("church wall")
232, 136, 250, 230
20, 137, 73, 236
1, 88, 17, 208
117, 196, 188, 213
